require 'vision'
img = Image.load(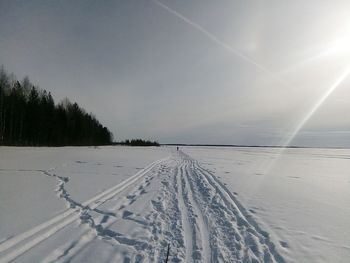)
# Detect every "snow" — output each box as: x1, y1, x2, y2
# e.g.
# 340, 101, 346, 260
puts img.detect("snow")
184, 146, 350, 263
0, 146, 349, 262
0, 146, 168, 247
